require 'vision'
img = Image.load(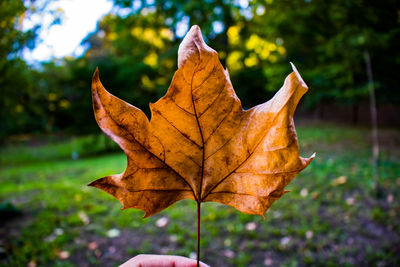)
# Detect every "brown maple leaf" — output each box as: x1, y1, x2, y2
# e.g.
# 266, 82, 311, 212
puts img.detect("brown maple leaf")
89, 25, 314, 218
